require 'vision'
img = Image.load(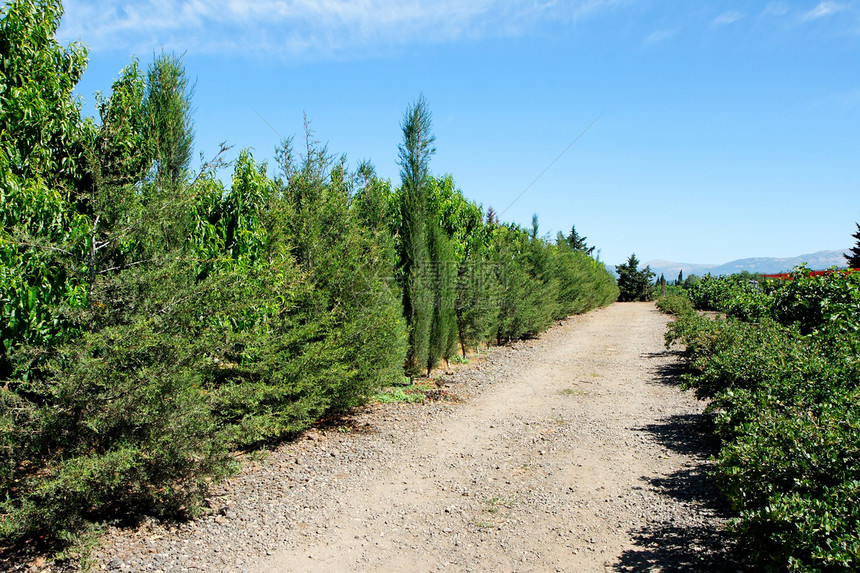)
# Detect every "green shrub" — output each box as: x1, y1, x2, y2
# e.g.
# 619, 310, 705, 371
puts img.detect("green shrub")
655, 291, 694, 316
771, 269, 860, 335
667, 269, 860, 571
